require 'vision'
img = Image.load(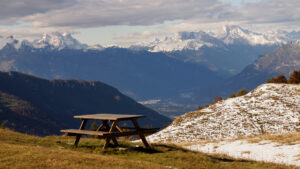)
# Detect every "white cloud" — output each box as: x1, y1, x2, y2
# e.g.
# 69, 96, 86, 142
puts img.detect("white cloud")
0, 0, 74, 24
20, 0, 228, 27
1, 0, 300, 29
